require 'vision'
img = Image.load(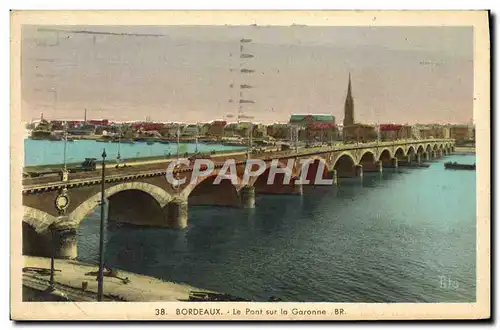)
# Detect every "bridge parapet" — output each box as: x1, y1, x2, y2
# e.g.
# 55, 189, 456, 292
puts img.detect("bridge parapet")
23, 138, 454, 192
